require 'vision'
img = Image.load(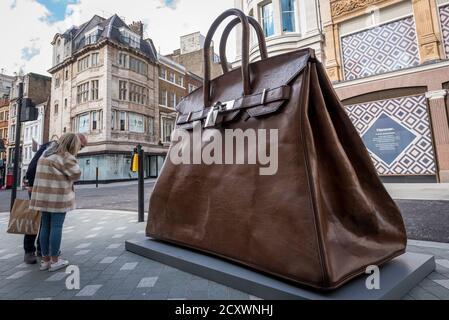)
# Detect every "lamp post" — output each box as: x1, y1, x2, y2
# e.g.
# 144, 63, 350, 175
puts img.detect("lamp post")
137, 144, 144, 222
10, 81, 23, 211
